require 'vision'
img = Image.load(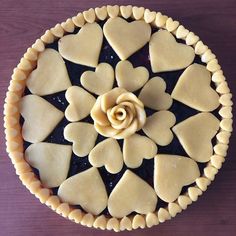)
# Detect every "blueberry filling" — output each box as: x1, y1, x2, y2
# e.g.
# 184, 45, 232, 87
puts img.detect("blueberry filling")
21, 19, 220, 216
